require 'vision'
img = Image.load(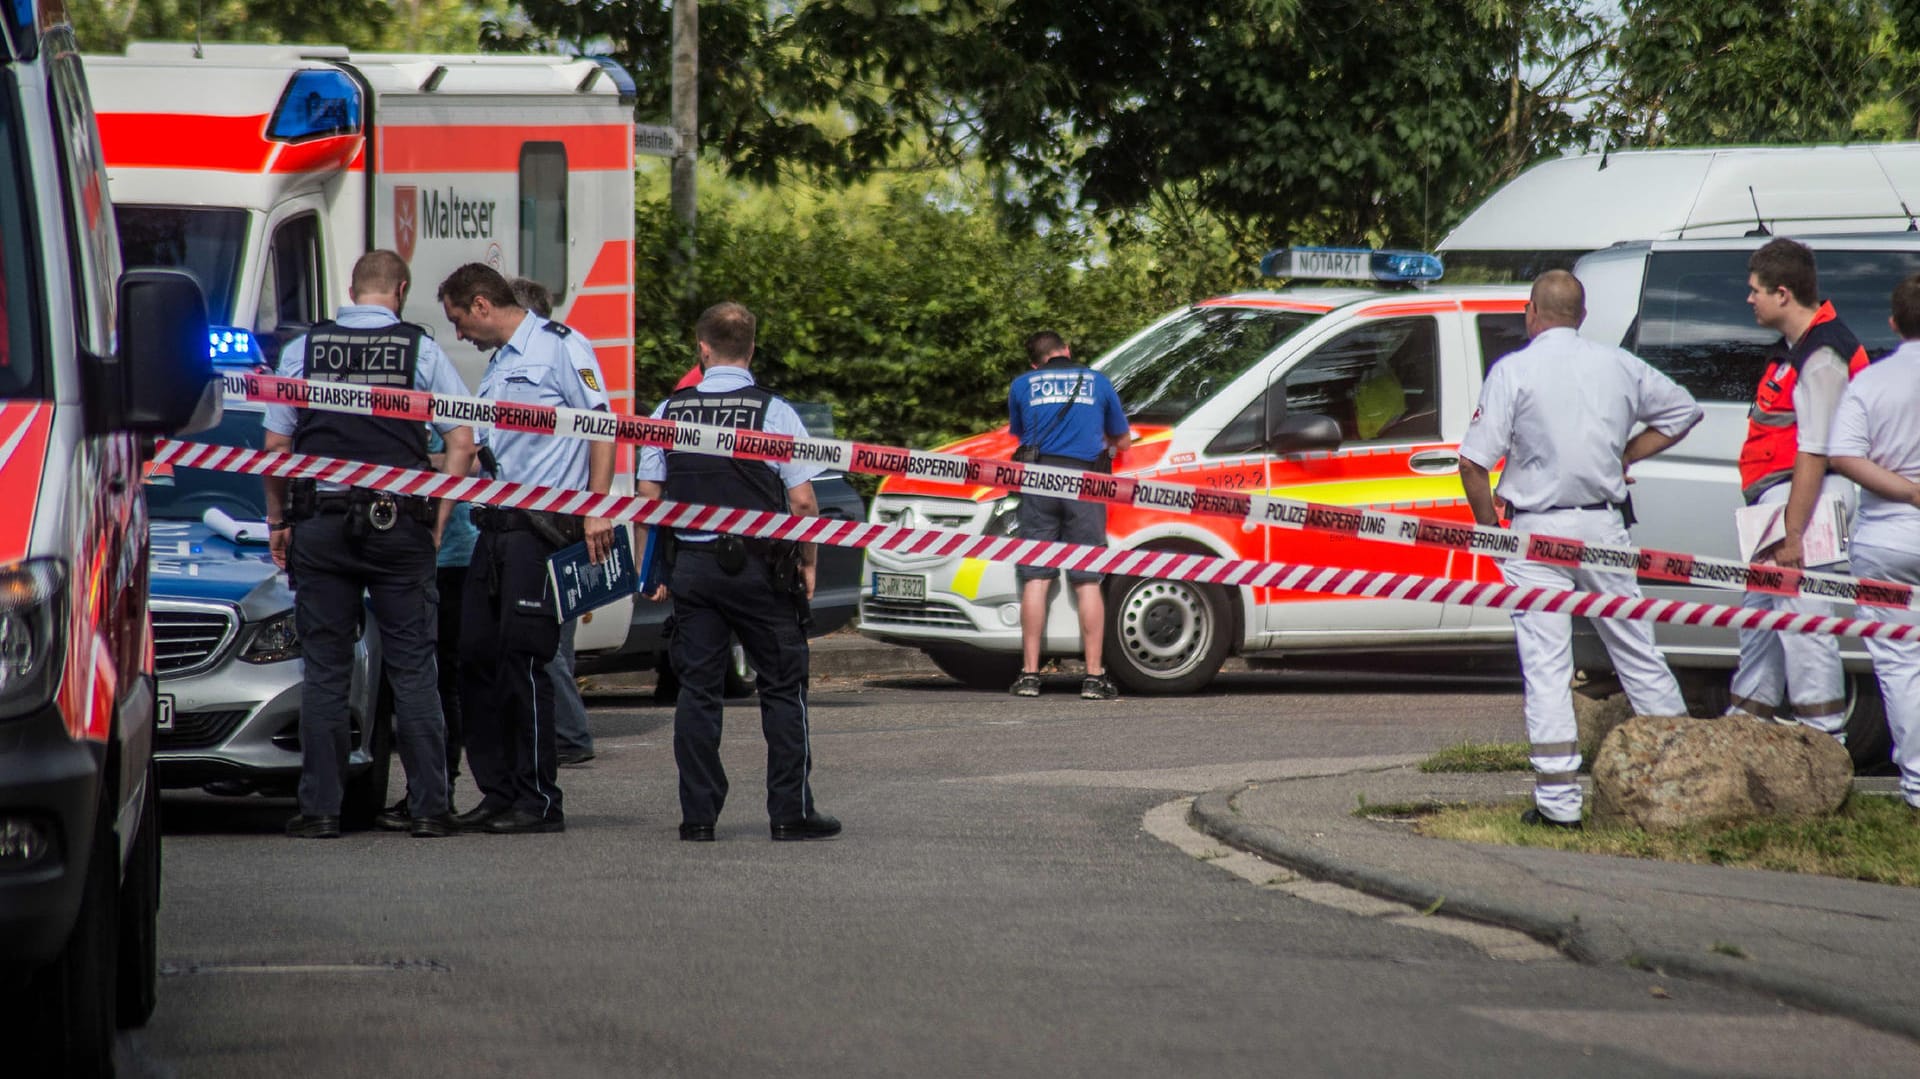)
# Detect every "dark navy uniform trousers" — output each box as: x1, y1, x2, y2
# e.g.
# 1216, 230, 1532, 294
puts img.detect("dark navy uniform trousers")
290, 512, 448, 819
460, 527, 565, 822
669, 544, 814, 826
